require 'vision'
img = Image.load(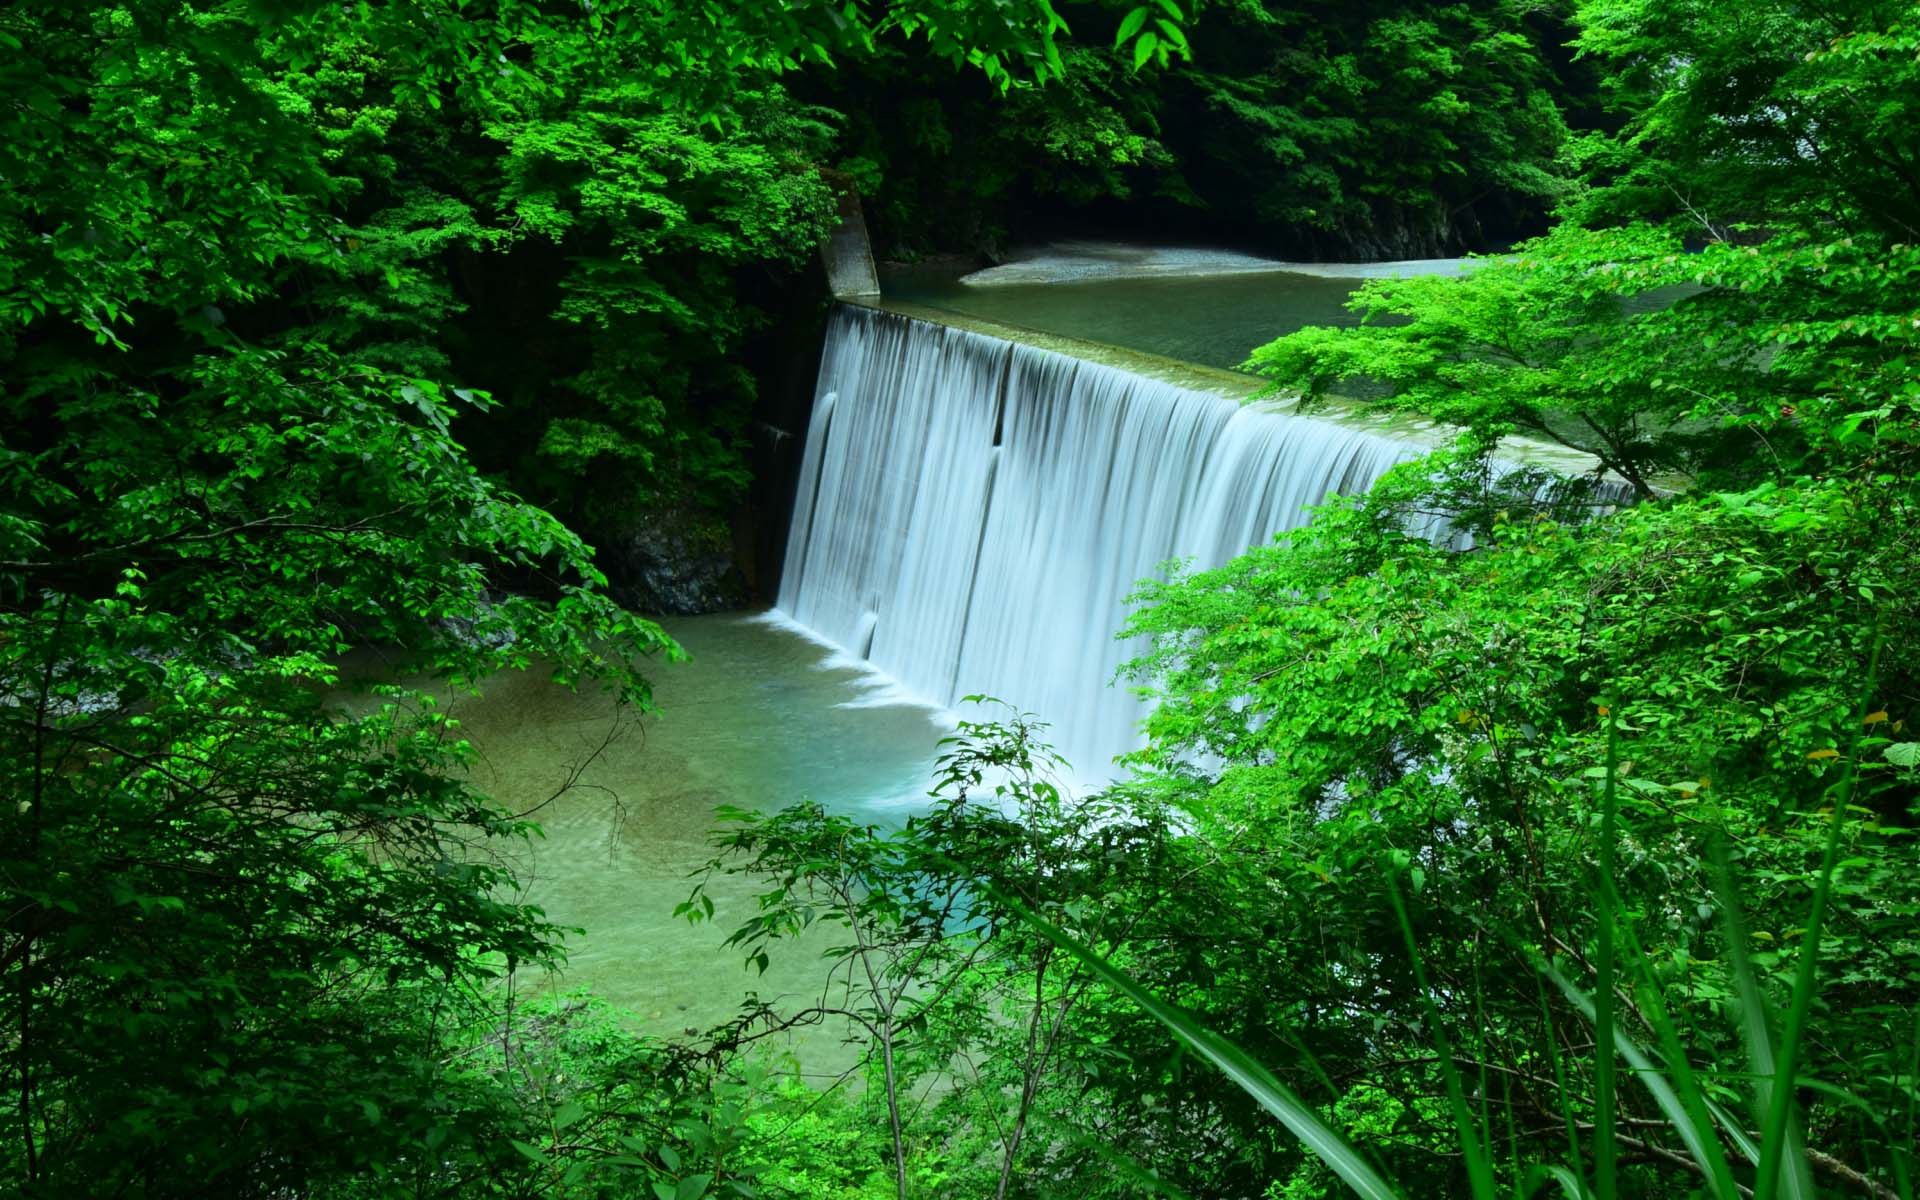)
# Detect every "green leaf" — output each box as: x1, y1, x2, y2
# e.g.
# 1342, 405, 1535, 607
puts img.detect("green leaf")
510, 1138, 550, 1165
1541, 963, 1740, 1196
676, 1174, 713, 1200
1133, 30, 1159, 69
1712, 844, 1814, 1200
1522, 1164, 1592, 1200
1388, 877, 1496, 1199
993, 886, 1400, 1200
